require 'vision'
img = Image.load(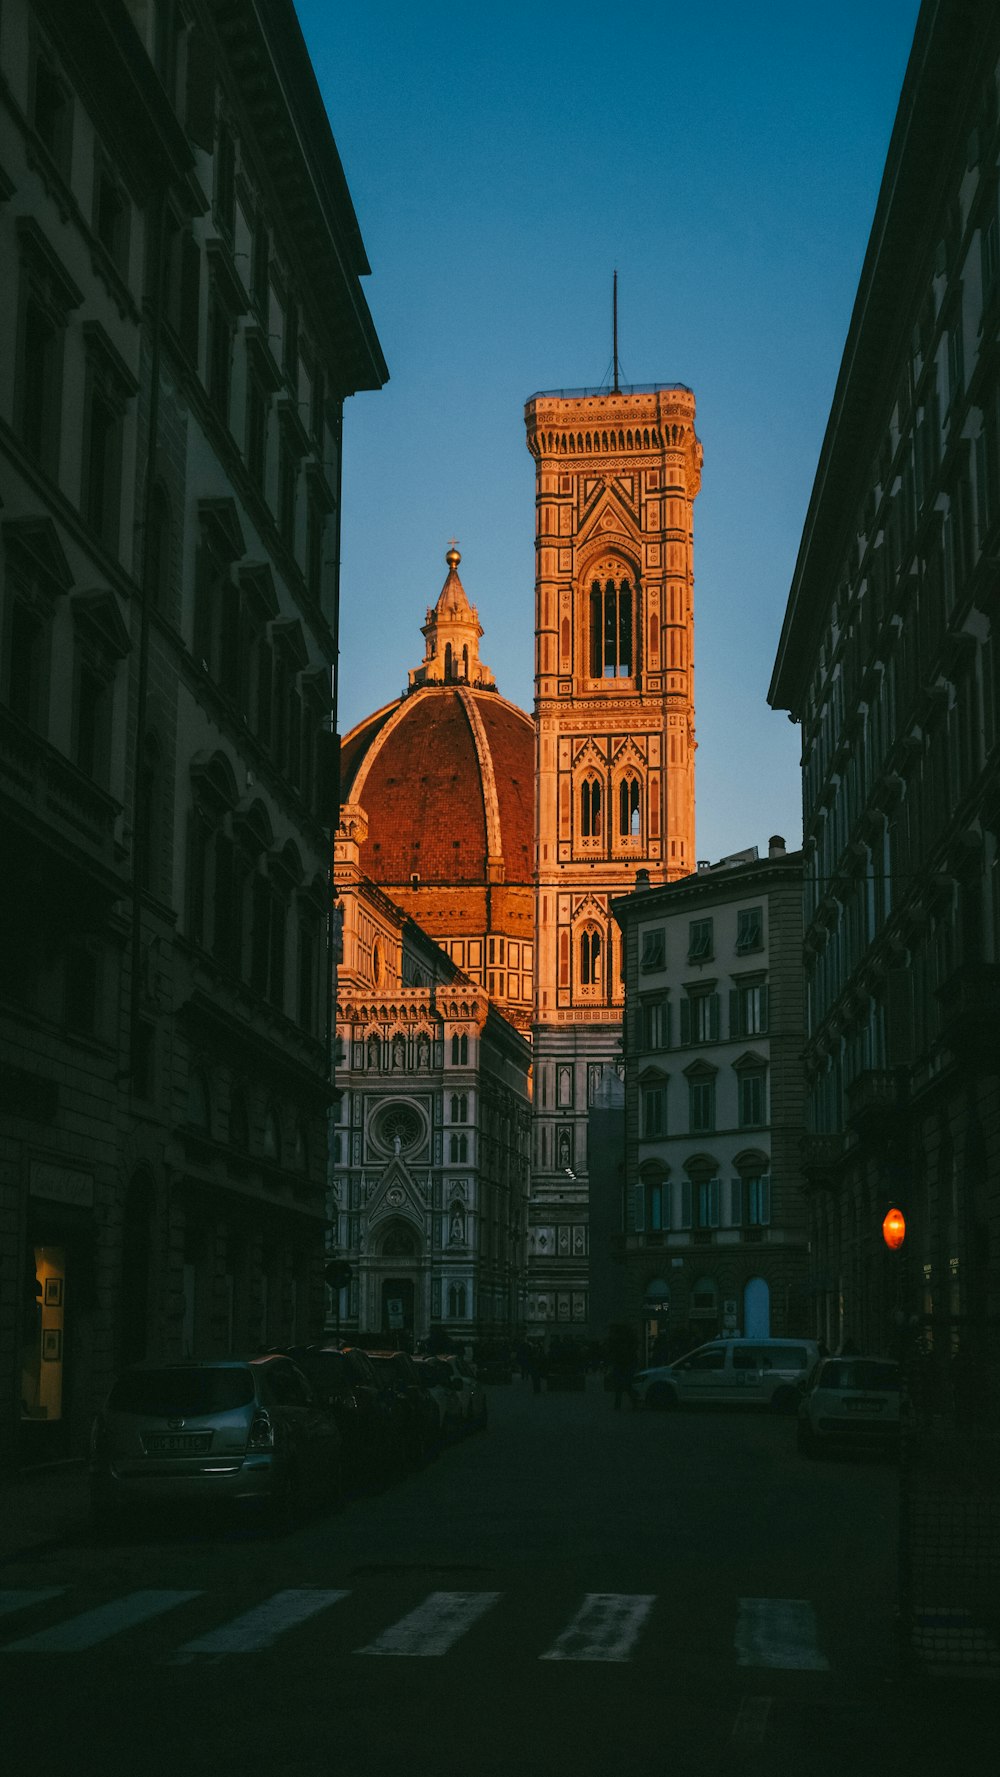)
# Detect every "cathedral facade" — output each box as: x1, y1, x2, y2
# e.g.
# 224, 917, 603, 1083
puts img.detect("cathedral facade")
524, 385, 701, 1335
